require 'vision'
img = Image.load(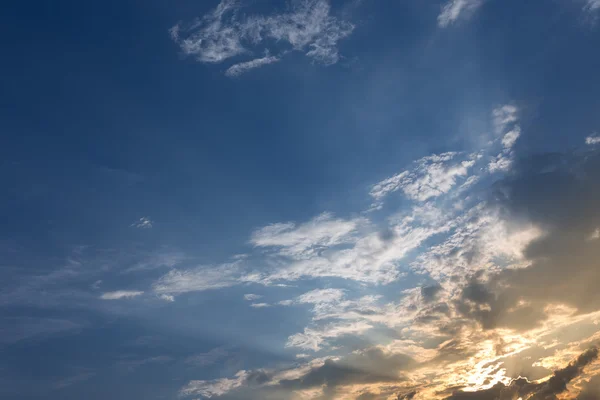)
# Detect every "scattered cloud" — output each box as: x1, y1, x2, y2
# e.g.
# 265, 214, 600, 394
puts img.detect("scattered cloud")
250, 302, 271, 308
370, 152, 475, 206
244, 294, 263, 301
445, 347, 598, 399
158, 294, 175, 302
171, 0, 354, 76
100, 290, 144, 300
438, 0, 484, 27
130, 216, 153, 229
251, 212, 363, 259
586, 134, 600, 145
